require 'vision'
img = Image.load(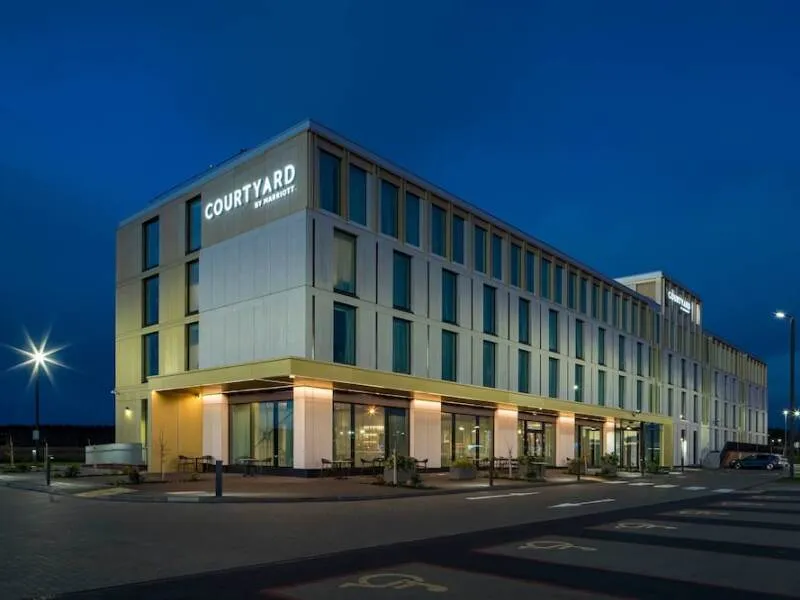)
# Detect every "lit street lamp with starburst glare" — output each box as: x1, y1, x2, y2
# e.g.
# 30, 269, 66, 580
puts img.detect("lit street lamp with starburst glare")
7, 332, 66, 461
